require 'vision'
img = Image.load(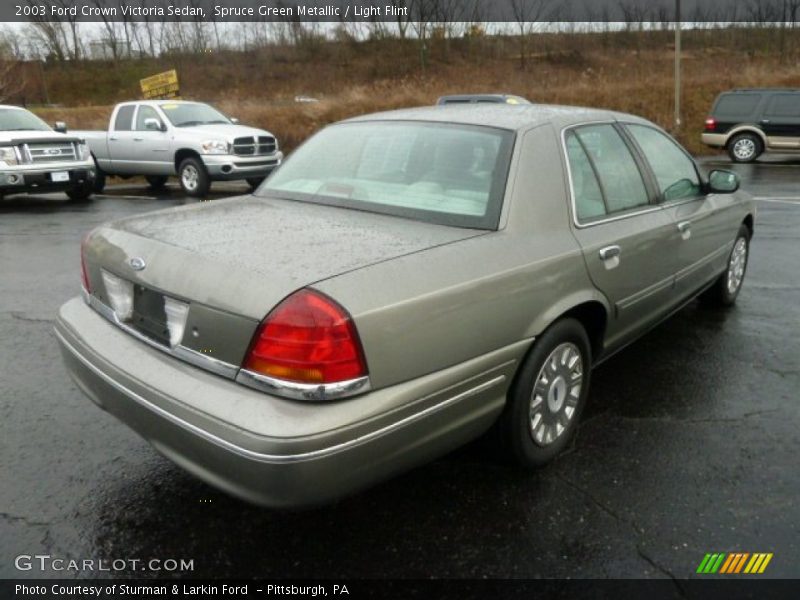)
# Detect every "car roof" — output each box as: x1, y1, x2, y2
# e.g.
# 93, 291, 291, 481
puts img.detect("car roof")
117, 100, 203, 107
722, 88, 800, 94
0, 105, 27, 110
345, 104, 649, 132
